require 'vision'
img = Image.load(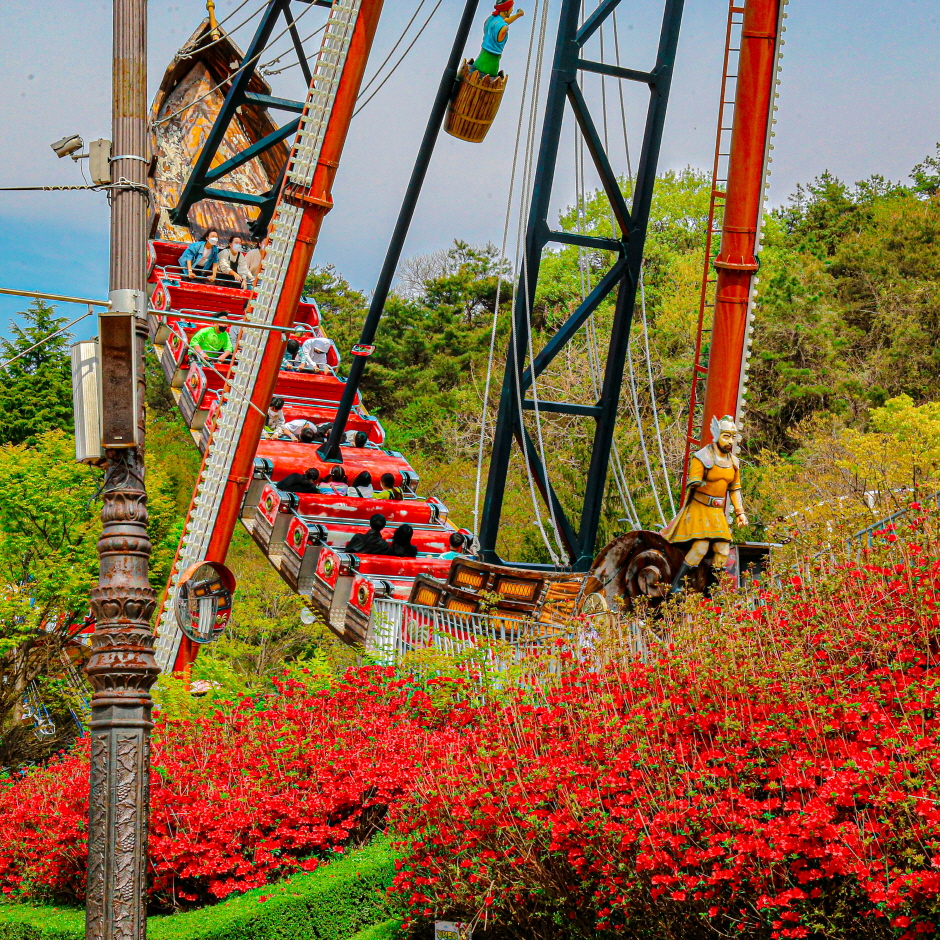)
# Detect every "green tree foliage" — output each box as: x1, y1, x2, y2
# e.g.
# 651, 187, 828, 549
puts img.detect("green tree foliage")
305, 242, 512, 456
0, 302, 74, 446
